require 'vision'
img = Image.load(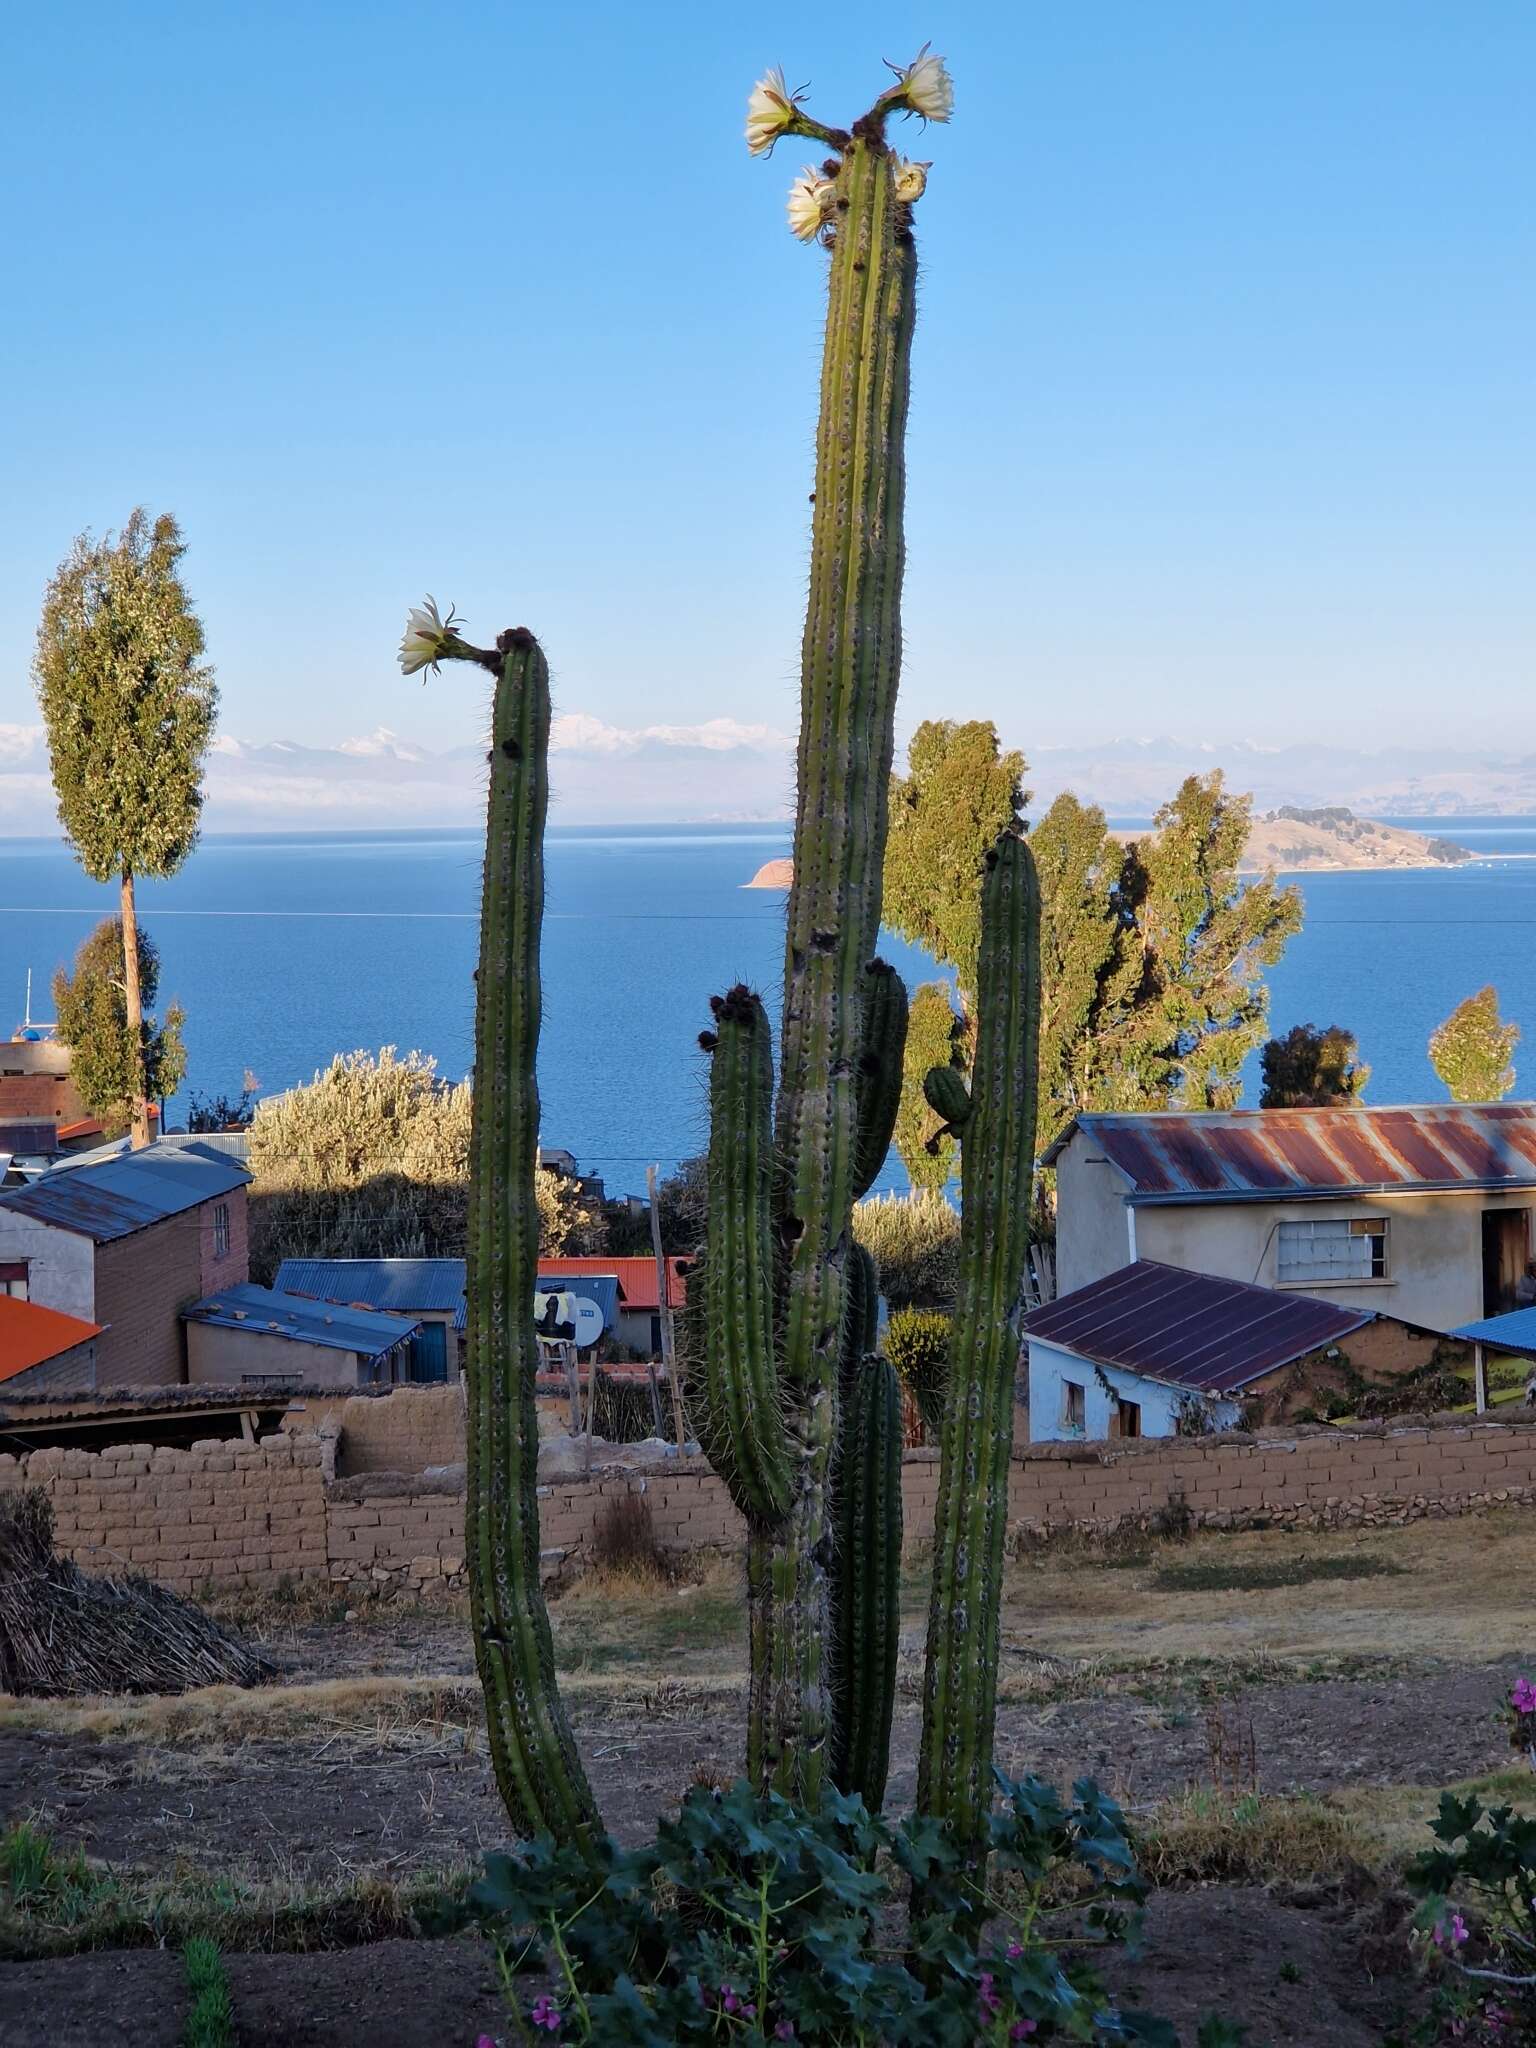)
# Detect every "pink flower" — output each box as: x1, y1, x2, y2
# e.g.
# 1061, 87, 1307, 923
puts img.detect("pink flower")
528, 1995, 562, 2035
1011, 2026, 1039, 2042
1512, 1678, 1536, 1716
774, 2028, 796, 2043
977, 1971, 1002, 2022
1451, 1911, 1469, 1945
1006, 1939, 1023, 1959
